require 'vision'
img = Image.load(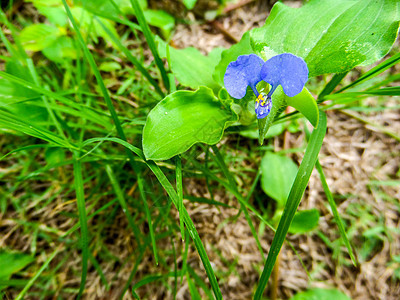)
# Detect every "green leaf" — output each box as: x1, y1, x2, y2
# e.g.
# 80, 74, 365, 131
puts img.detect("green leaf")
44, 147, 66, 166
42, 36, 77, 62
250, 0, 400, 77
99, 61, 121, 72
286, 87, 319, 127
0, 251, 34, 282
289, 209, 320, 234
213, 31, 253, 87
260, 152, 298, 206
290, 288, 351, 300
157, 37, 224, 90
81, 0, 147, 16
144, 10, 175, 38
33, 4, 69, 27
143, 87, 237, 160
183, 0, 197, 10
254, 111, 327, 299
70, 7, 120, 48
19, 24, 62, 52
